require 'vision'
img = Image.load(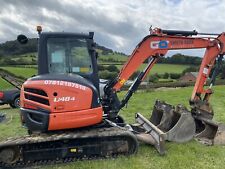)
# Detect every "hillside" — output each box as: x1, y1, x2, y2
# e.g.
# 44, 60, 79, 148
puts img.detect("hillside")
0, 37, 203, 65
0, 38, 127, 58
